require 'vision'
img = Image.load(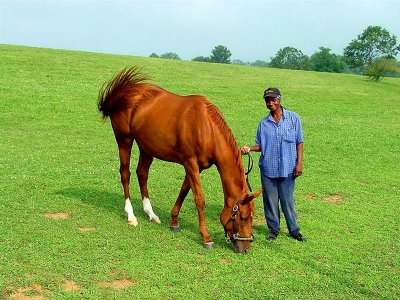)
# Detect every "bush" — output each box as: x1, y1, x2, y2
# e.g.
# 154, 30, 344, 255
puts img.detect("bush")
251, 60, 268, 67
364, 58, 399, 81
192, 56, 212, 63
160, 52, 181, 60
